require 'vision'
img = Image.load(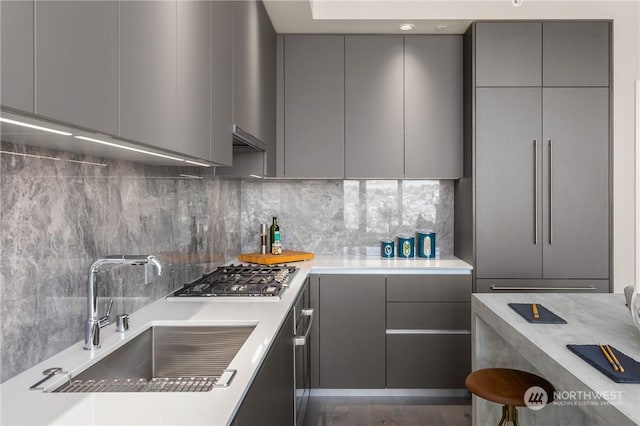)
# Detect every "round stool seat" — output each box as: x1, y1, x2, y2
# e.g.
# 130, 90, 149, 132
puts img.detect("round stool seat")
465, 368, 555, 407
